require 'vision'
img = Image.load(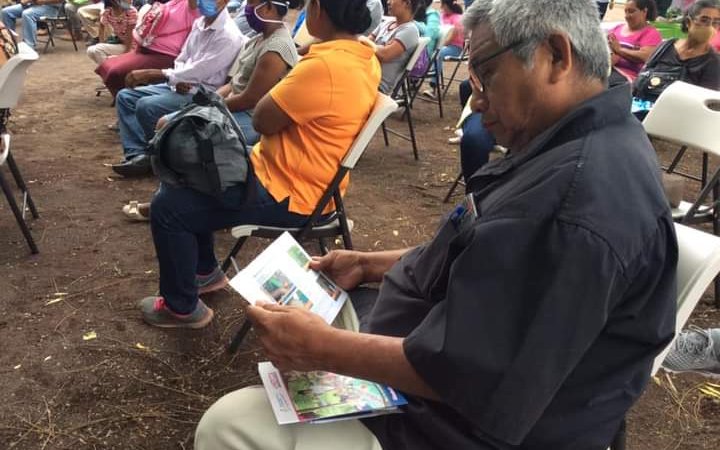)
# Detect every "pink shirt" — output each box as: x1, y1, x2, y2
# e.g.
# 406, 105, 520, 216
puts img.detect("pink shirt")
145, 0, 200, 57
712, 31, 720, 53
442, 12, 464, 49
609, 23, 662, 79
